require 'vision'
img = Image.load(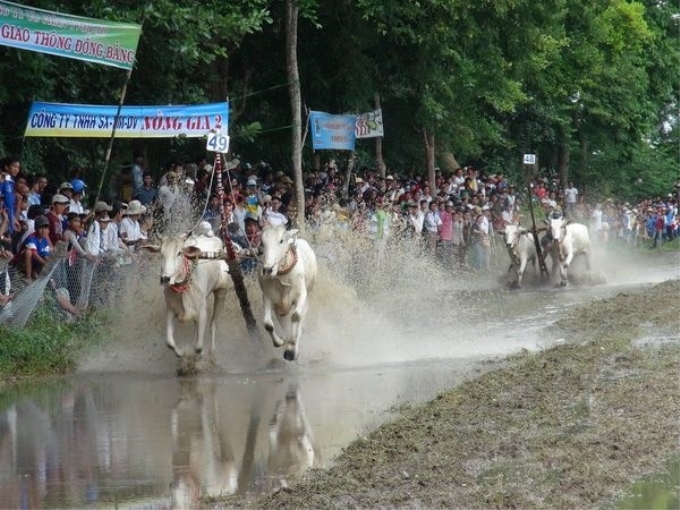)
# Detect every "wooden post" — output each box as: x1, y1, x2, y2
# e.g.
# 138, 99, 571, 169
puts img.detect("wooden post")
216, 153, 258, 336
523, 154, 549, 279
94, 69, 132, 204
374, 93, 386, 178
